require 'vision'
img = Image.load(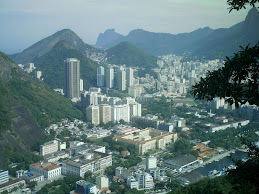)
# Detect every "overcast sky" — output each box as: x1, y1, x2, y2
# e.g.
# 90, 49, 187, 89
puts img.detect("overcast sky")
0, 0, 251, 54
